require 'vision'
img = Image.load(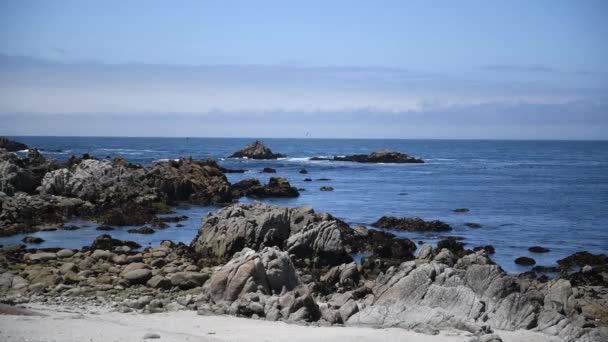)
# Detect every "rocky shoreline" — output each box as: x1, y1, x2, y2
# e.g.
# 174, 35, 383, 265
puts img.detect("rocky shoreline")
1, 138, 607, 342
1, 139, 300, 237
1, 202, 606, 341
